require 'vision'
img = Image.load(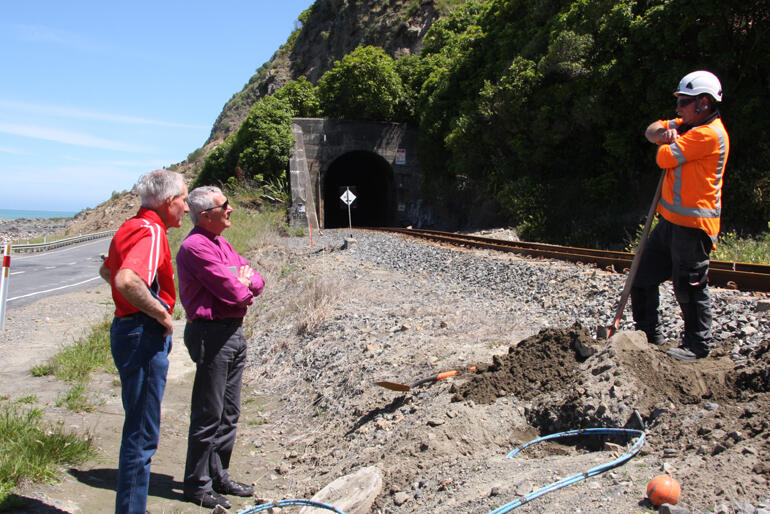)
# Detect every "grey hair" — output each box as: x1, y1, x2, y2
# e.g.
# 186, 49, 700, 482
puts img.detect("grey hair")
135, 169, 185, 209
187, 186, 223, 224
